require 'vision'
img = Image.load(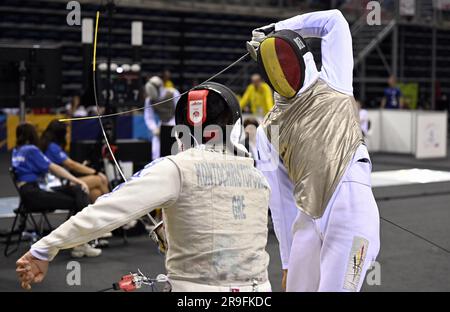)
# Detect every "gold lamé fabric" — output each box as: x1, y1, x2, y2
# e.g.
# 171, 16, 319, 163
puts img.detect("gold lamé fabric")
262, 79, 364, 219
